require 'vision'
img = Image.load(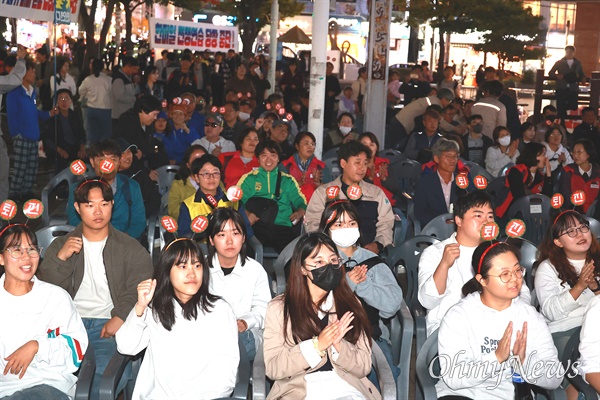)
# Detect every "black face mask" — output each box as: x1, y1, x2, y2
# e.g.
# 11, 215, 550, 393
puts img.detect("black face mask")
546, 114, 557, 121
309, 263, 342, 292
472, 124, 484, 134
